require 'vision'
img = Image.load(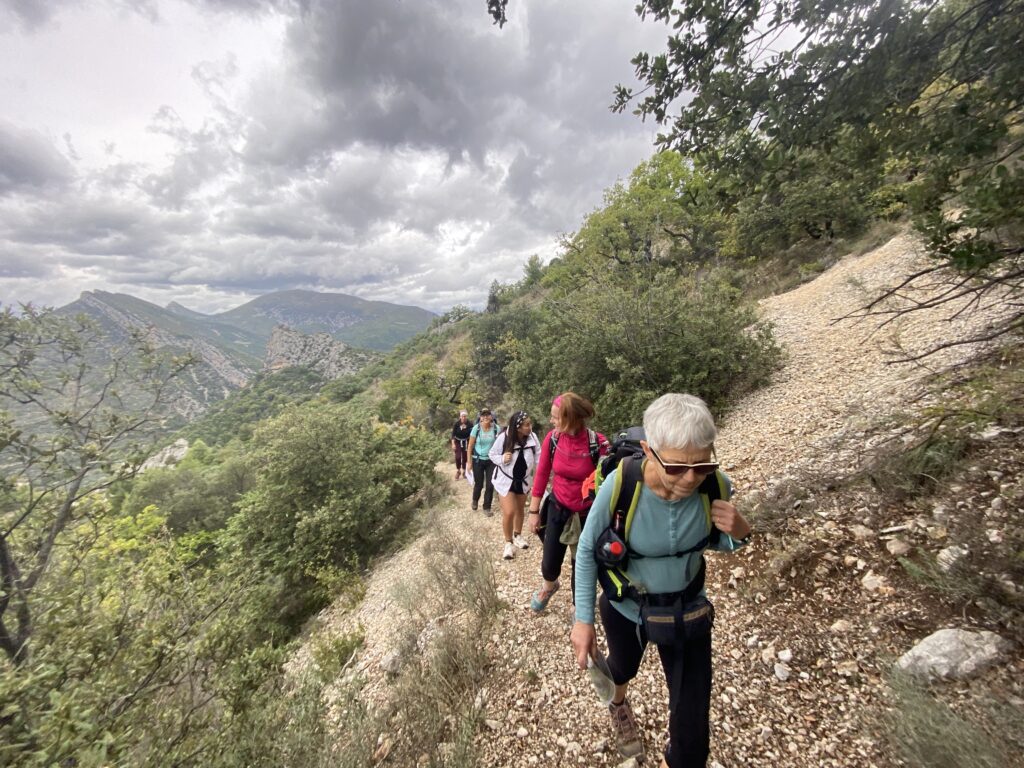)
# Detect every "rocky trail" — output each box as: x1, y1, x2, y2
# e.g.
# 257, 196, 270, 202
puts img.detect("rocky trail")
308, 232, 1022, 767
